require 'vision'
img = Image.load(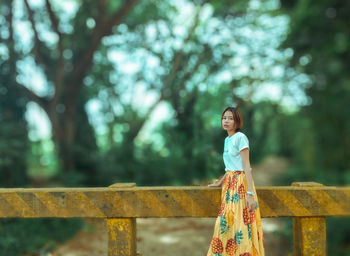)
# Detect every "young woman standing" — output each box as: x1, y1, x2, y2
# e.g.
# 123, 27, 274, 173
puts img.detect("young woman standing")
207, 107, 265, 256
